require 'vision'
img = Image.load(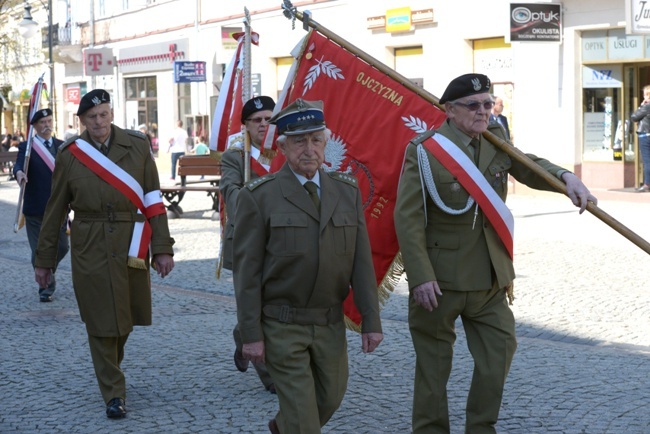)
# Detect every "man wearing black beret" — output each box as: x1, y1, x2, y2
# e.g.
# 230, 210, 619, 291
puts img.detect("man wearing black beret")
395, 73, 597, 433
220, 95, 277, 394
14, 108, 69, 303
34, 89, 175, 419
